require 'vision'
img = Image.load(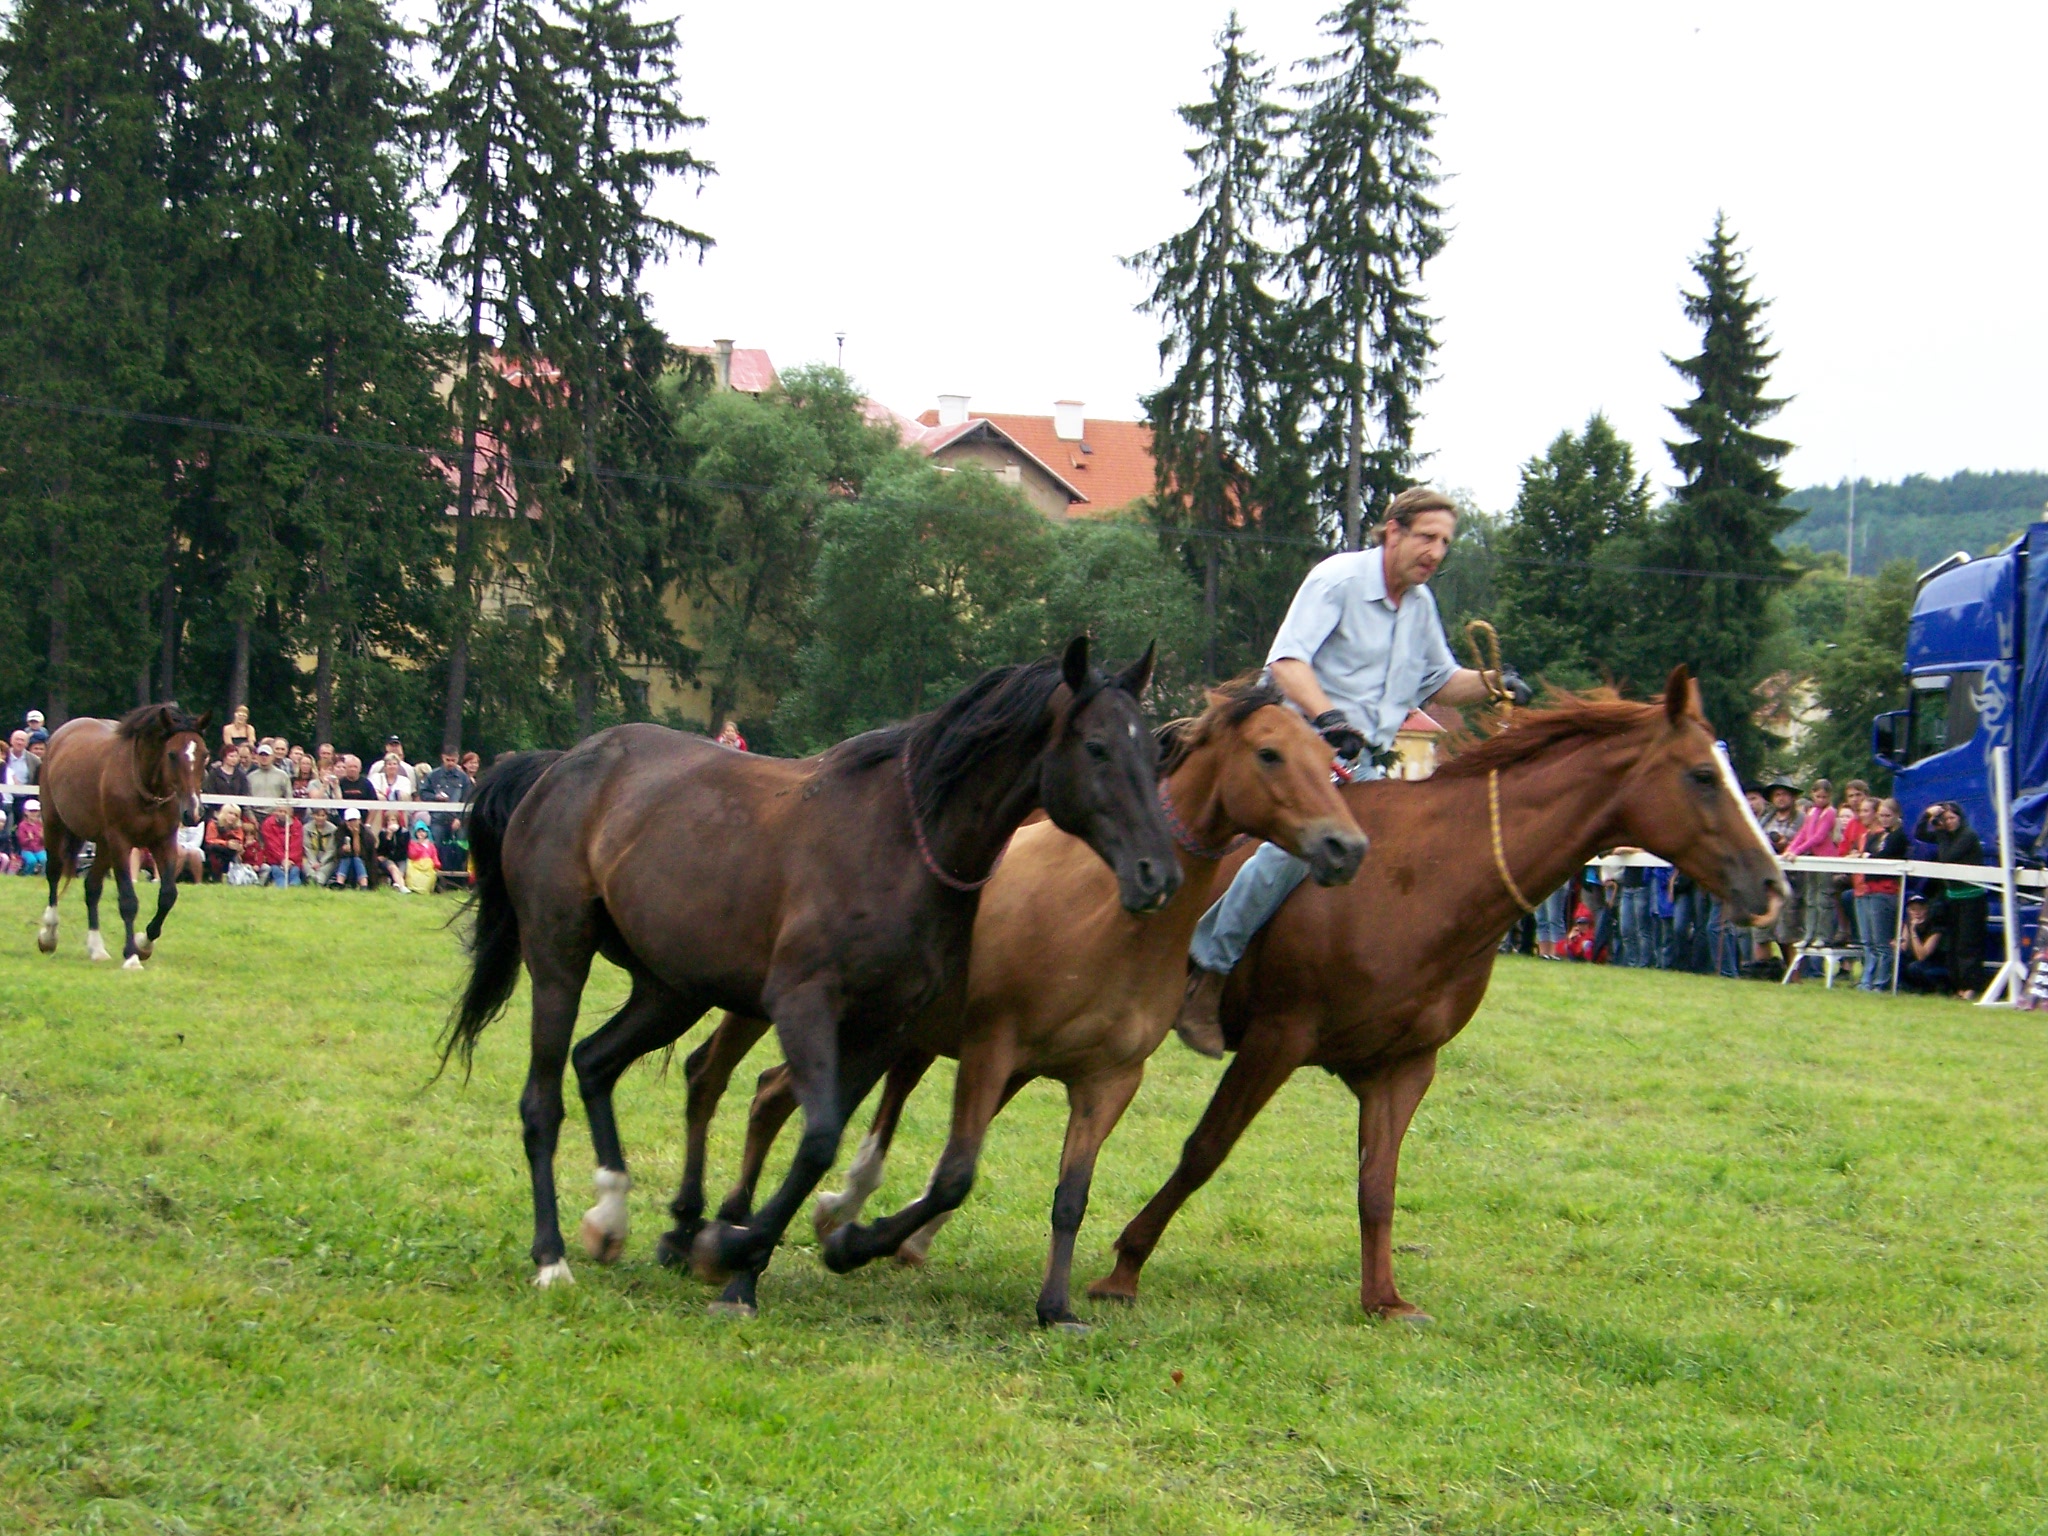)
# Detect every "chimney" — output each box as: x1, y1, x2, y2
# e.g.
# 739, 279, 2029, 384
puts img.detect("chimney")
1053, 400, 1085, 441
937, 393, 971, 427
714, 338, 735, 390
